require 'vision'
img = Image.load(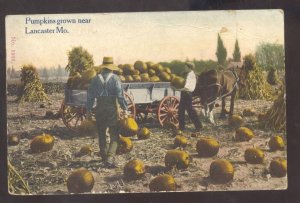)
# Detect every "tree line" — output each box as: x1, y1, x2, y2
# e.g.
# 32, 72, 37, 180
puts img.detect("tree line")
7, 65, 69, 80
